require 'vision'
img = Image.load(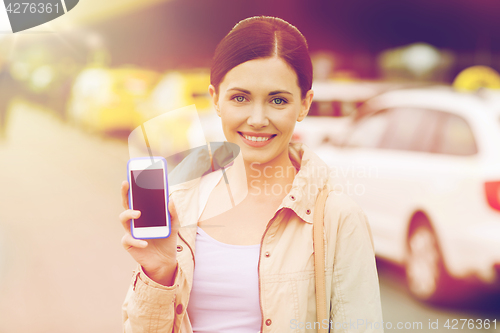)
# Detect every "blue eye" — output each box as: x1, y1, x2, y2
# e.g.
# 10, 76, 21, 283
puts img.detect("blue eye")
234, 96, 245, 102
272, 98, 286, 105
